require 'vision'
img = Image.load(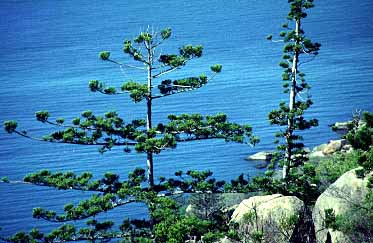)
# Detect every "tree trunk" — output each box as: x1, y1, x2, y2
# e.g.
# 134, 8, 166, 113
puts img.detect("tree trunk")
146, 43, 154, 188
146, 97, 154, 187
284, 18, 300, 179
